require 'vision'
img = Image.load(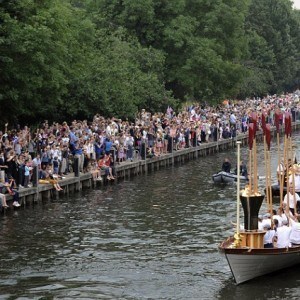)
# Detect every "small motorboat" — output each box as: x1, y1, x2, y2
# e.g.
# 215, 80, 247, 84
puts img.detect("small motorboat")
212, 171, 248, 184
